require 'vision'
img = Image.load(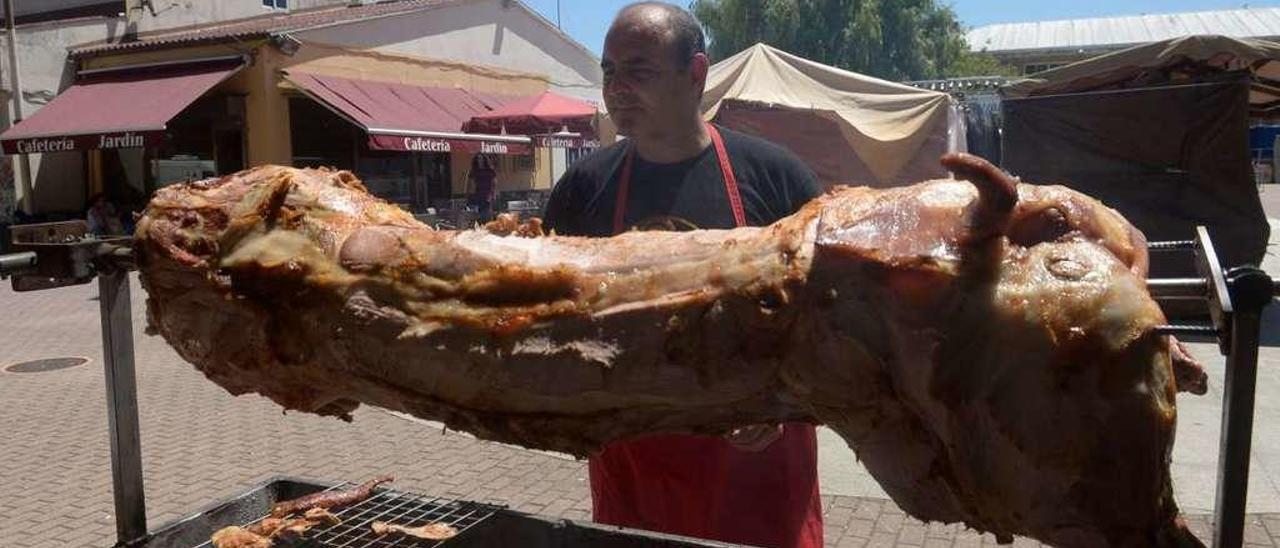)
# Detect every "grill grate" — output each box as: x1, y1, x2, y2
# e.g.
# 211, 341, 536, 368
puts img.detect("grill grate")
197, 483, 502, 548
